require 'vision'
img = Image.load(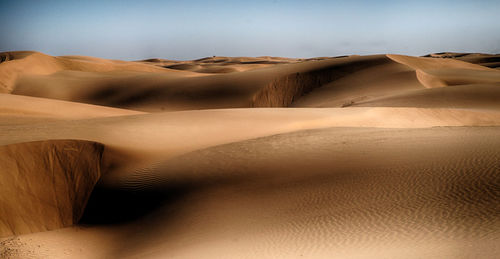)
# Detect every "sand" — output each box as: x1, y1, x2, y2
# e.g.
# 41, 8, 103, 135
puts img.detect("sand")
0, 50, 499, 258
